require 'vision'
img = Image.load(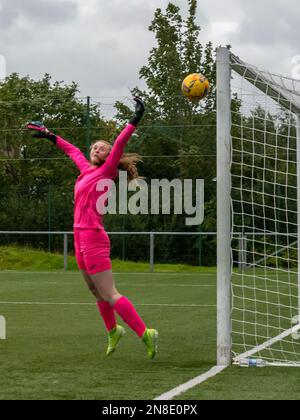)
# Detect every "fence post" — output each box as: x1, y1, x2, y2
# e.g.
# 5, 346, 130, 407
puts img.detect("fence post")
238, 234, 247, 270
48, 184, 52, 252
150, 233, 154, 273
63, 233, 68, 271
122, 215, 126, 261
198, 228, 202, 266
